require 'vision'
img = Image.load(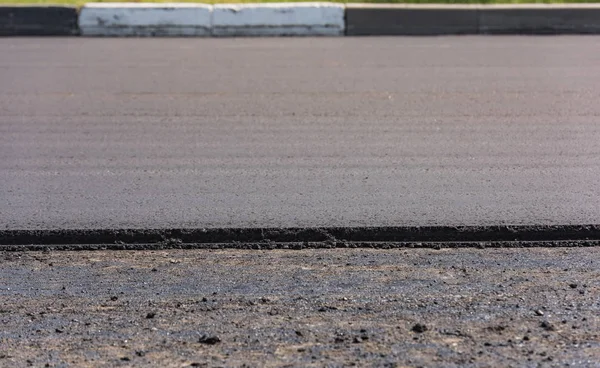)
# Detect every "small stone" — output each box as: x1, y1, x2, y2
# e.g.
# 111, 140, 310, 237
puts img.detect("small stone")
110, 296, 118, 301
120, 357, 130, 361
411, 323, 428, 333
486, 325, 506, 333
534, 310, 544, 316
318, 306, 338, 312
146, 312, 156, 319
569, 283, 578, 289
198, 335, 220, 345
540, 321, 555, 331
